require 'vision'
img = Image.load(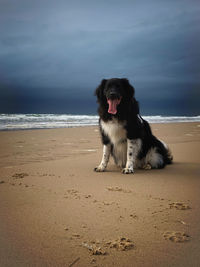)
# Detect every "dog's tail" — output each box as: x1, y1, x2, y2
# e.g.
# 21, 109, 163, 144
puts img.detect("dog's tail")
160, 140, 173, 164
166, 147, 173, 164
